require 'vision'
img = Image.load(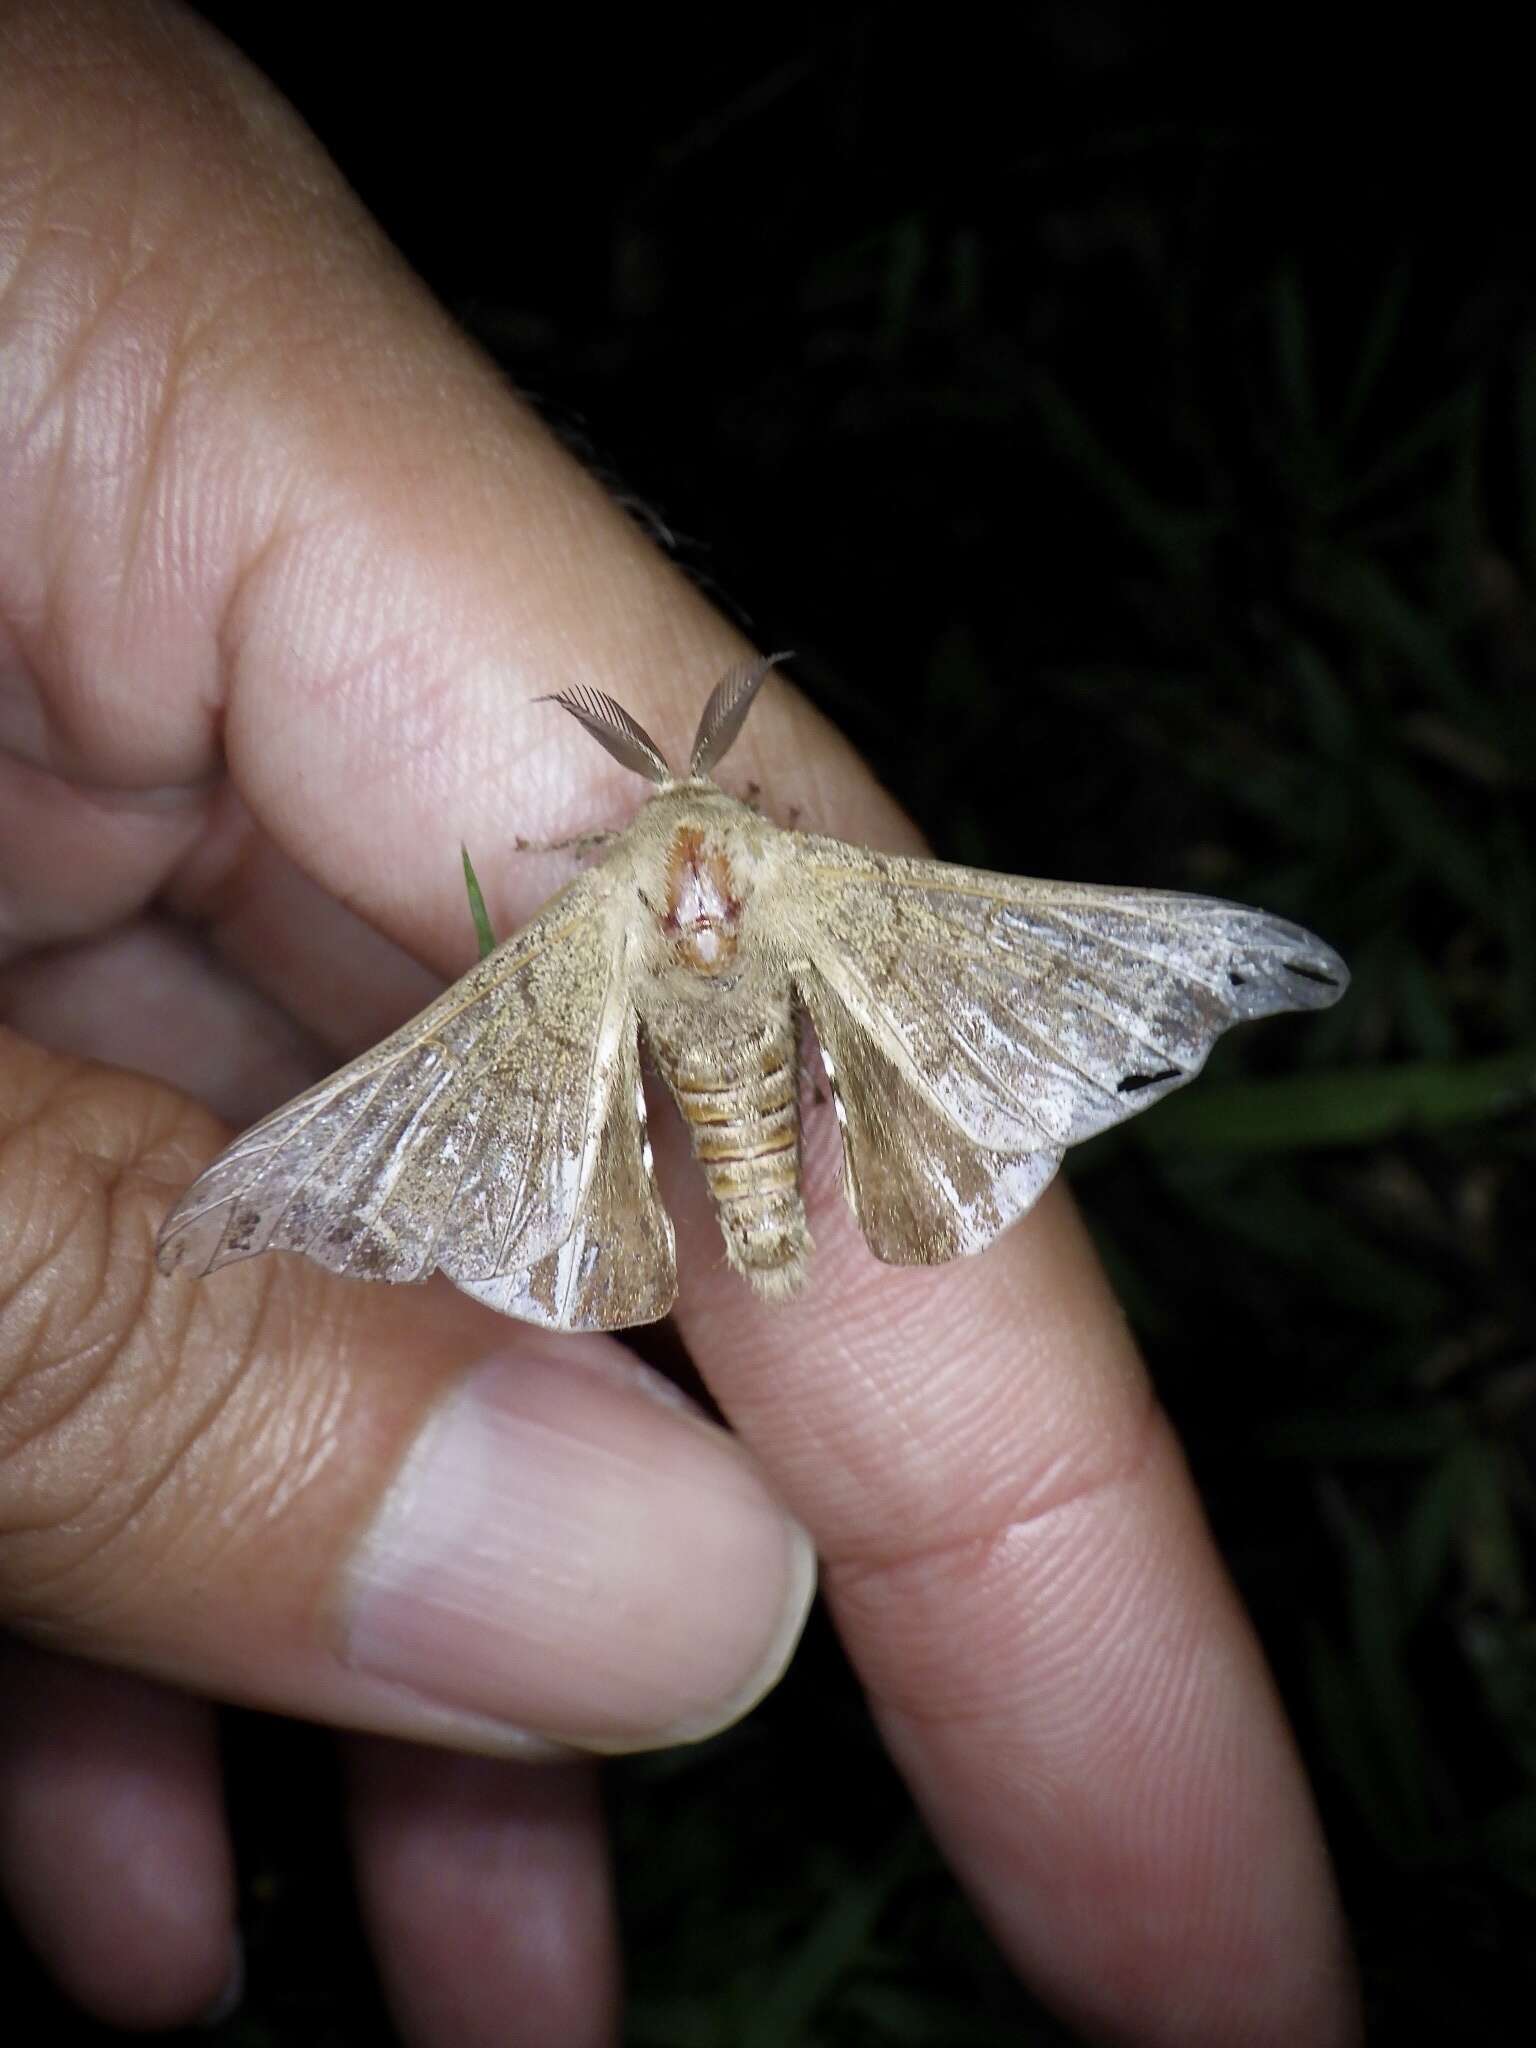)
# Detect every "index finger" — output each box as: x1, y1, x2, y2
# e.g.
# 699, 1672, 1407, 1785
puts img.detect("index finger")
0, 0, 877, 982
